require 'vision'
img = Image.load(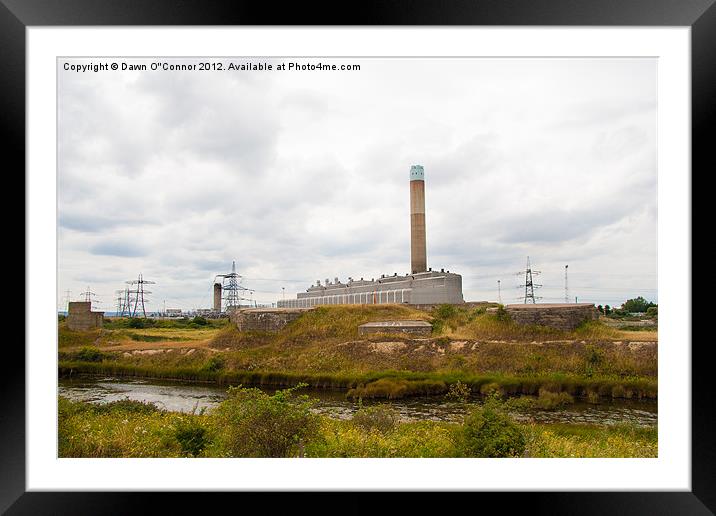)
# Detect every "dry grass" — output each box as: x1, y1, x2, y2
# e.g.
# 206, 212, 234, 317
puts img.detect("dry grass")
59, 305, 658, 400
